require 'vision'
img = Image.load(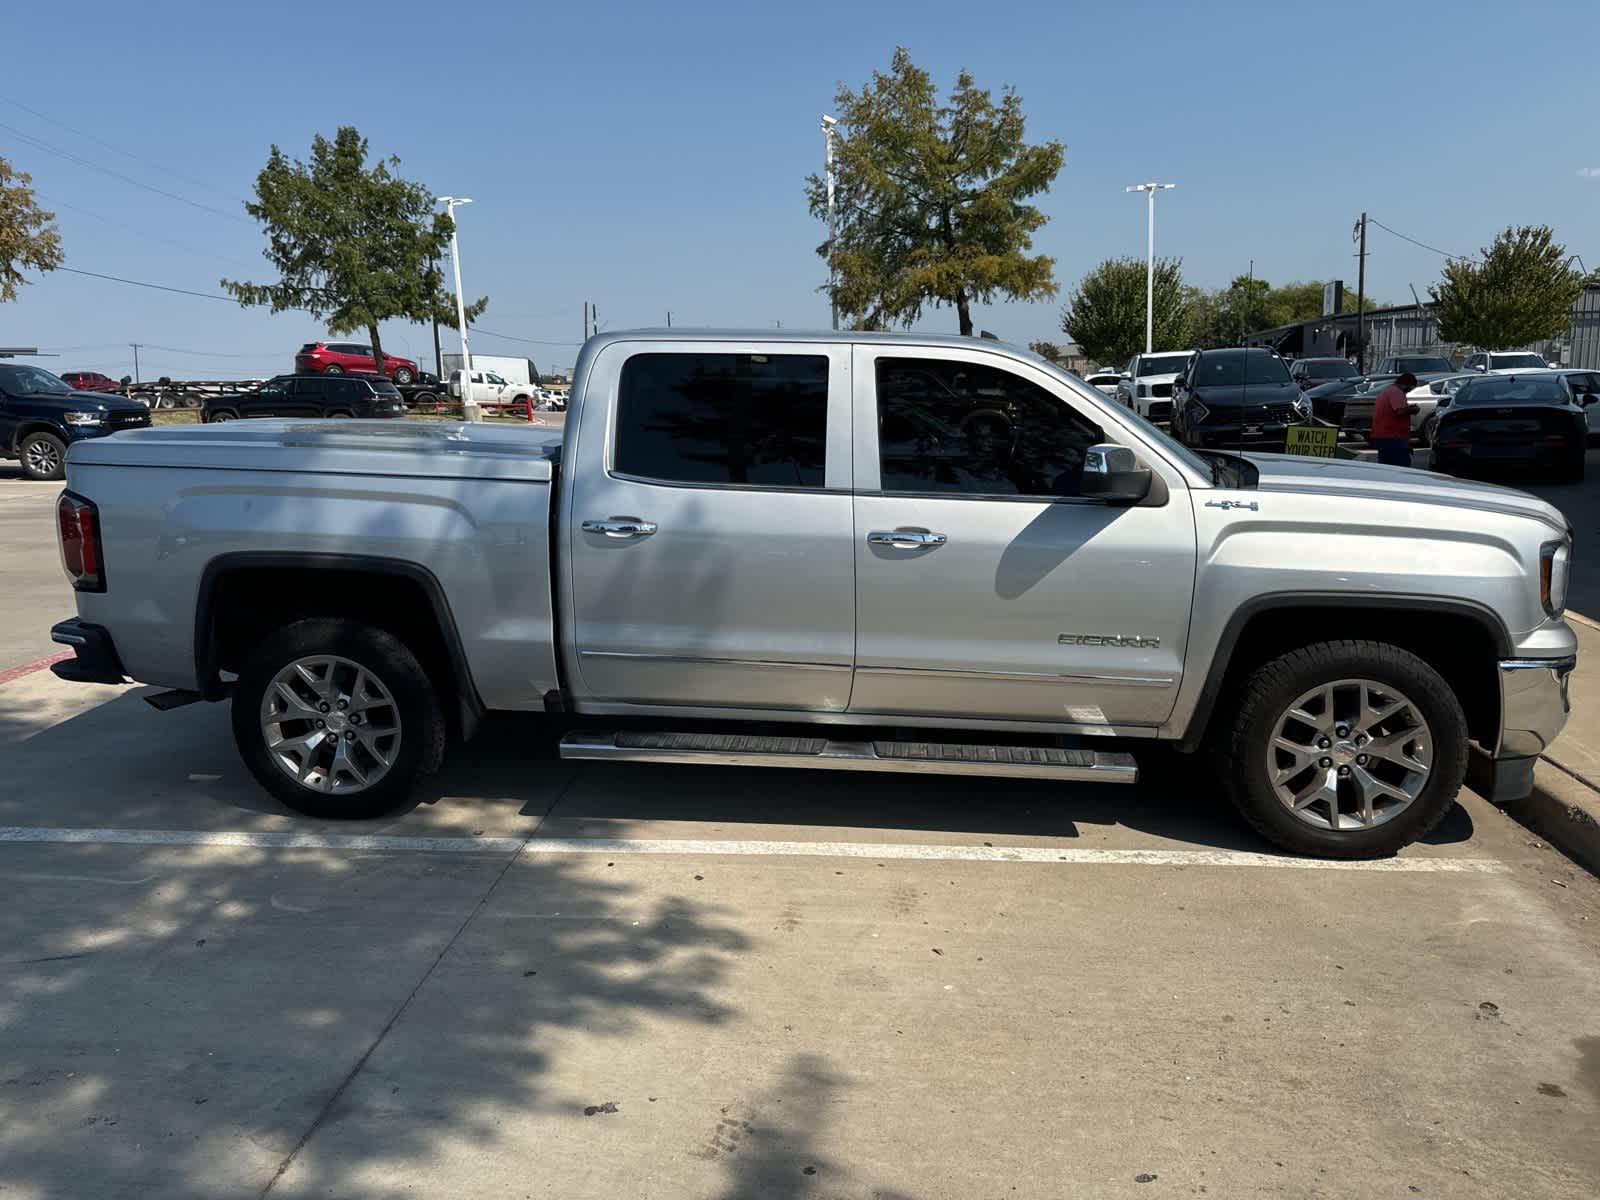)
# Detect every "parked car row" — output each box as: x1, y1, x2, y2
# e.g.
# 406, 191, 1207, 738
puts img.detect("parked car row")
203, 375, 406, 422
